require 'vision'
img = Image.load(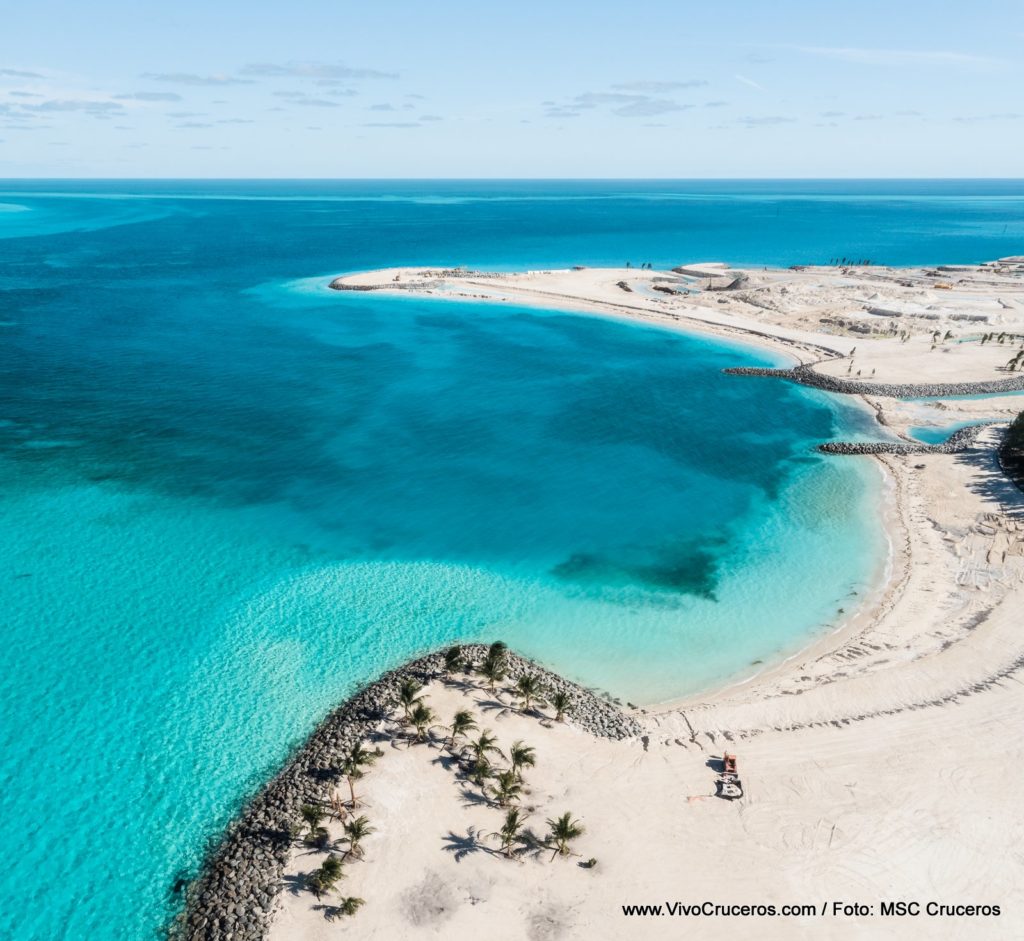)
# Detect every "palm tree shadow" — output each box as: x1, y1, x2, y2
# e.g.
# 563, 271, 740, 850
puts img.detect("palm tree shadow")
312, 903, 350, 922
518, 827, 549, 861
956, 443, 1024, 515
517, 704, 548, 720
477, 698, 513, 717
292, 835, 333, 858
430, 752, 461, 773
281, 874, 307, 897
458, 786, 493, 809
441, 826, 501, 862
443, 676, 481, 694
